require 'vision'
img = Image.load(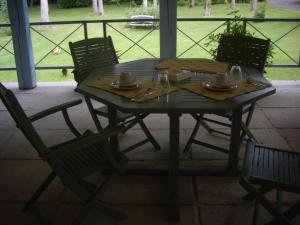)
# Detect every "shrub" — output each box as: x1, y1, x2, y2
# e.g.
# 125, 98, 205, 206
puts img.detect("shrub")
177, 0, 188, 7
57, 0, 92, 8
0, 0, 11, 35
254, 4, 266, 19
0, 0, 9, 23
204, 11, 273, 64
